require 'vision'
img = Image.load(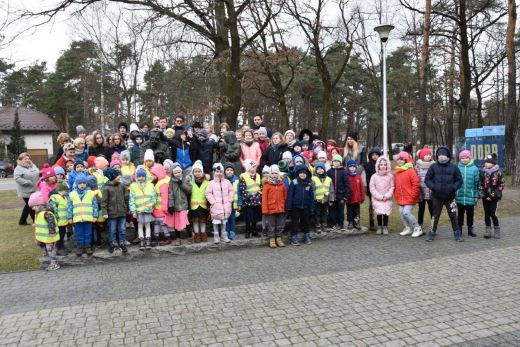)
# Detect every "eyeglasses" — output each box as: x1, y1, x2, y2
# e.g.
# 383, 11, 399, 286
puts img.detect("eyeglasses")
175, 120, 183, 124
